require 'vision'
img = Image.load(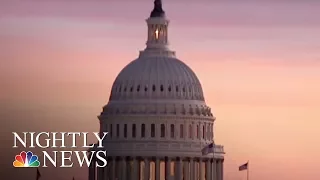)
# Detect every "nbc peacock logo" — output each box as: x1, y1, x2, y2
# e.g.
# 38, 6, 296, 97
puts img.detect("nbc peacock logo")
13, 151, 40, 167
